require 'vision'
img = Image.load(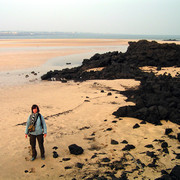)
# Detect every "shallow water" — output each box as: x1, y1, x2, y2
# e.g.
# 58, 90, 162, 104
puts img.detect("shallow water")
0, 45, 128, 88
